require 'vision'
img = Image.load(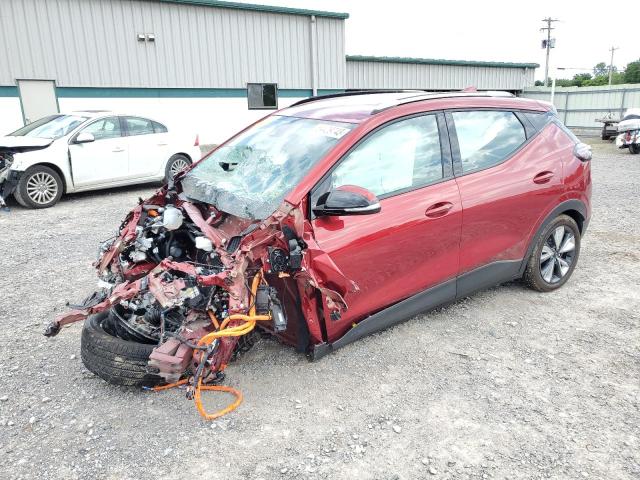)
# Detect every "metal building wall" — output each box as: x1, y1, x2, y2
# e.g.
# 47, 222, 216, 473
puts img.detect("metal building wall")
521, 84, 640, 130
0, 0, 346, 89
346, 59, 536, 92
